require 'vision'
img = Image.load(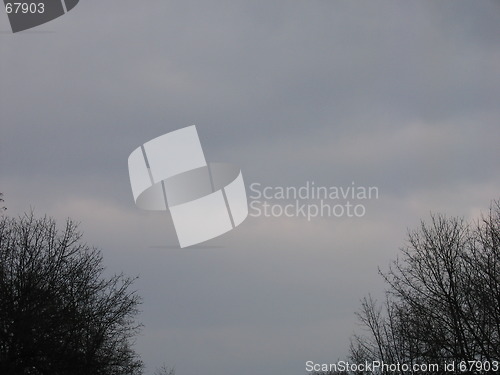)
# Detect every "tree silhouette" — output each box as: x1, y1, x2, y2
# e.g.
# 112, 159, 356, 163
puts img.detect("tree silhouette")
154, 364, 175, 375
0, 213, 143, 375
348, 200, 500, 374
